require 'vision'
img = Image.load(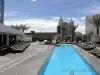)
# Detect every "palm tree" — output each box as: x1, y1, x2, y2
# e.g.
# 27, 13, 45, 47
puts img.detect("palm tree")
72, 25, 78, 42
11, 25, 21, 30
19, 24, 31, 32
11, 24, 31, 32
